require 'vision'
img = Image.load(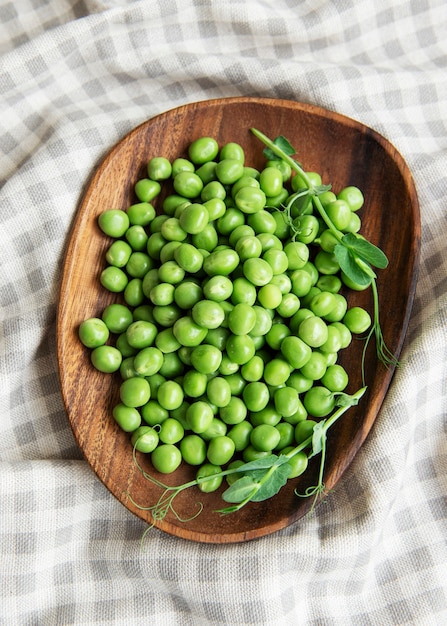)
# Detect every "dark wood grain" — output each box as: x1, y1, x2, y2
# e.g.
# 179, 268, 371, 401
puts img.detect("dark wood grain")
57, 97, 420, 543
